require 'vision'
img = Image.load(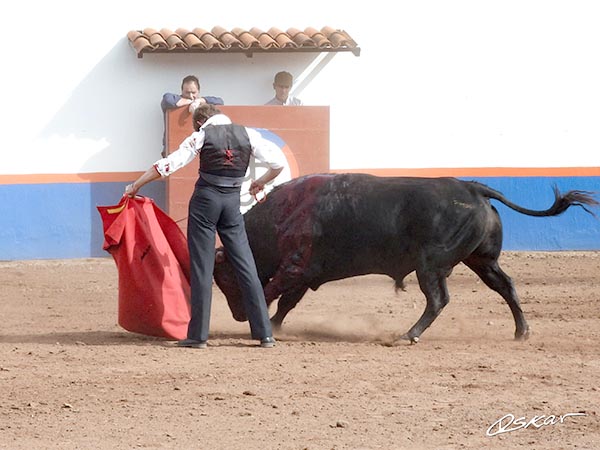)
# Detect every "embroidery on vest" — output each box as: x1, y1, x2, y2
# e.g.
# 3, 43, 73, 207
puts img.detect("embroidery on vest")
224, 149, 234, 166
